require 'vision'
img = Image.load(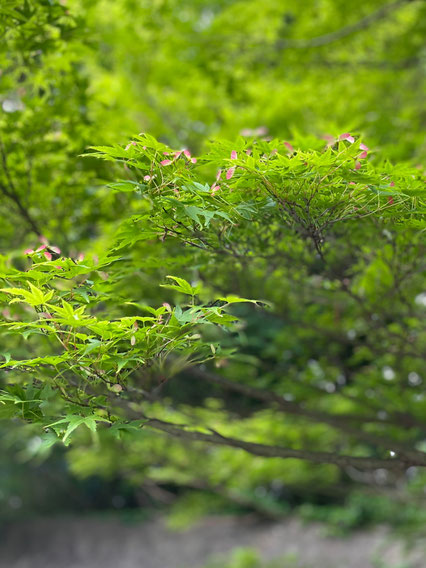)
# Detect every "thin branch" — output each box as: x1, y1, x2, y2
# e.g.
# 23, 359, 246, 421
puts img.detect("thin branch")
275, 0, 416, 50
0, 135, 41, 236
184, 366, 425, 462
143, 416, 424, 470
